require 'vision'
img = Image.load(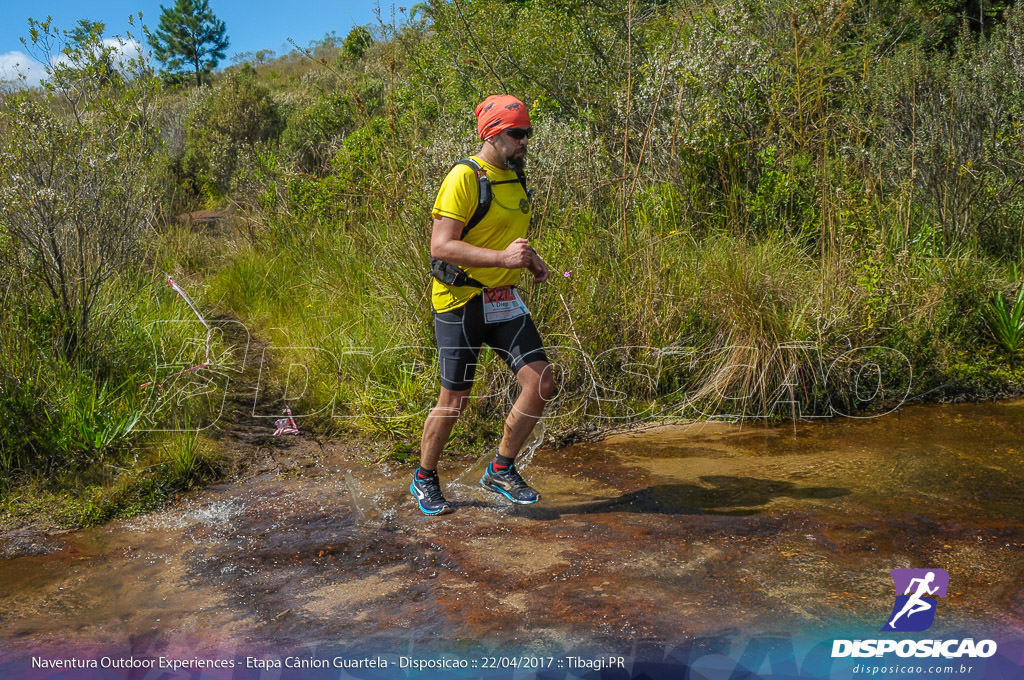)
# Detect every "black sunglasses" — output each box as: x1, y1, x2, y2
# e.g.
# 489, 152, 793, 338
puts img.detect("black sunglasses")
504, 127, 533, 140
